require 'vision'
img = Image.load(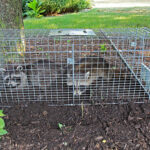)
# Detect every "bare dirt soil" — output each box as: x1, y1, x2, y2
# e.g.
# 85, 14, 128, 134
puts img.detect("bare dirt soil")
1, 102, 150, 150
